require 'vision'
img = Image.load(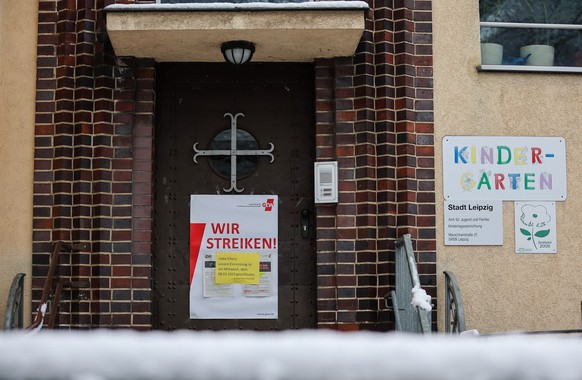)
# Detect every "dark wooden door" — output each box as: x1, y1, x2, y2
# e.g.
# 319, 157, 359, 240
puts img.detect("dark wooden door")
153, 63, 316, 330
